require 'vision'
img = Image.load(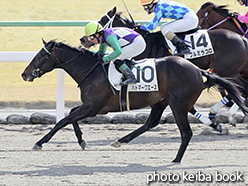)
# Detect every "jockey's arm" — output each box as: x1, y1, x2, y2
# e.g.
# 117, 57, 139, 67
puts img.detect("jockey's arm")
238, 11, 248, 23
140, 7, 163, 31
102, 35, 122, 62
